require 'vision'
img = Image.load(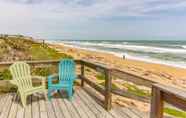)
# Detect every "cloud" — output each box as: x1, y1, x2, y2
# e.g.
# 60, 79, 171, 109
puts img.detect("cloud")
0, 0, 186, 39
2, 0, 186, 21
